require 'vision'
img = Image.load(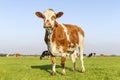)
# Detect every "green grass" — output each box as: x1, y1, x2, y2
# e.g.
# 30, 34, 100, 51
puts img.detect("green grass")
0, 56, 120, 80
